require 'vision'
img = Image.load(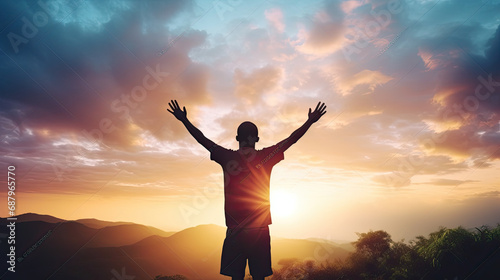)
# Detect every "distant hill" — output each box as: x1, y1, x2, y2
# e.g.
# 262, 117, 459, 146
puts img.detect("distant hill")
273, 238, 351, 264
0, 213, 352, 280
0, 212, 65, 224
74, 218, 134, 229
0, 220, 99, 280
86, 223, 176, 247
51, 224, 349, 280
0, 213, 175, 238
305, 237, 355, 252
